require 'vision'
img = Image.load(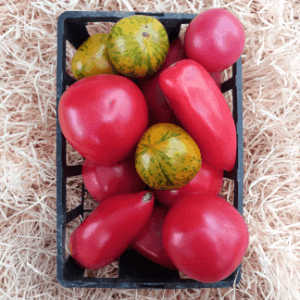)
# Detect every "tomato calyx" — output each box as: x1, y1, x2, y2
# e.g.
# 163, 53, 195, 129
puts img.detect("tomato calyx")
143, 192, 153, 203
